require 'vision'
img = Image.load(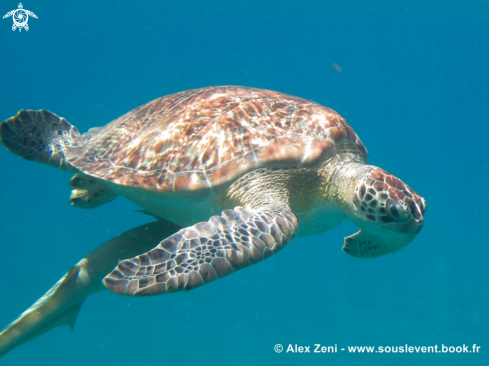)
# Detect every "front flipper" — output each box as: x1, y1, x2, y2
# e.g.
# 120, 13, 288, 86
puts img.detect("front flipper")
104, 206, 298, 296
0, 110, 80, 171
342, 229, 414, 258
